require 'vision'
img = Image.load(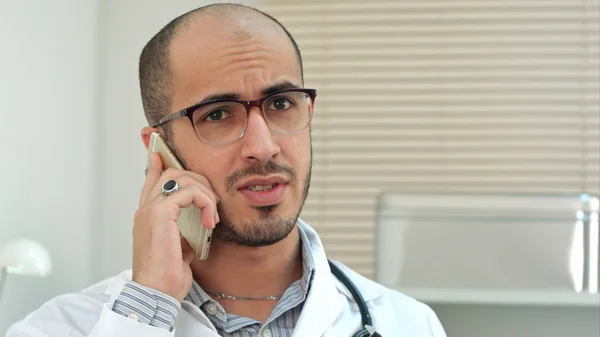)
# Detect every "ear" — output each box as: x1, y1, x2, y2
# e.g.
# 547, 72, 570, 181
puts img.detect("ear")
141, 126, 162, 150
